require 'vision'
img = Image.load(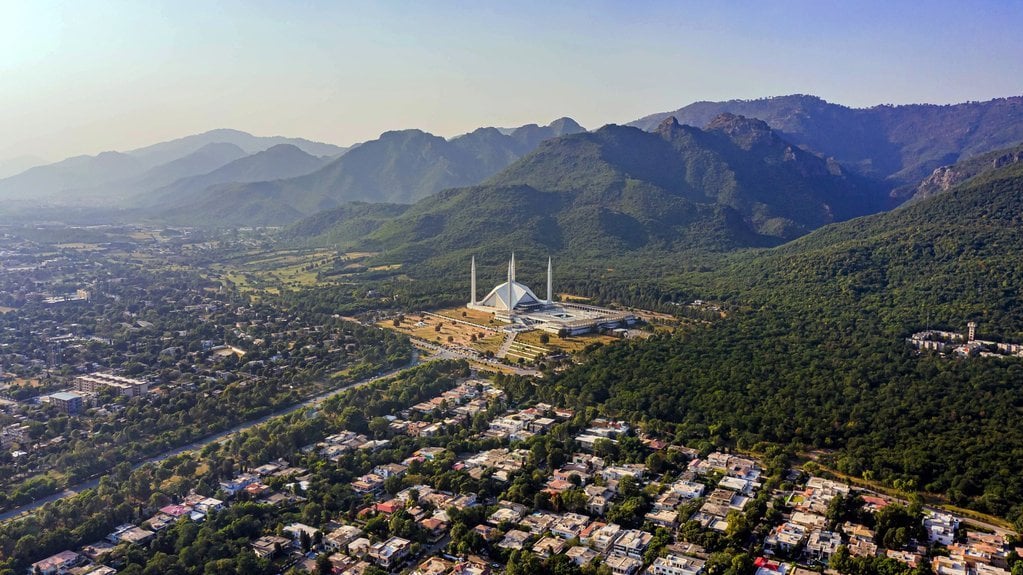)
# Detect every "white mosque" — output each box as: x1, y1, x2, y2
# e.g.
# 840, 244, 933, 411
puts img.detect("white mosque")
468, 254, 636, 335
